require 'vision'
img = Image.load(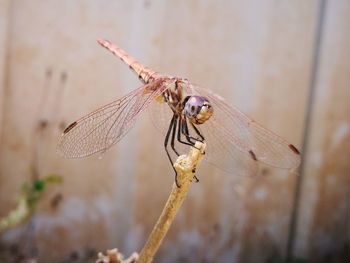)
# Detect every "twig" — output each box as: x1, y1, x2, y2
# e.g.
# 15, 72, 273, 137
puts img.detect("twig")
138, 141, 206, 263
94, 142, 205, 263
